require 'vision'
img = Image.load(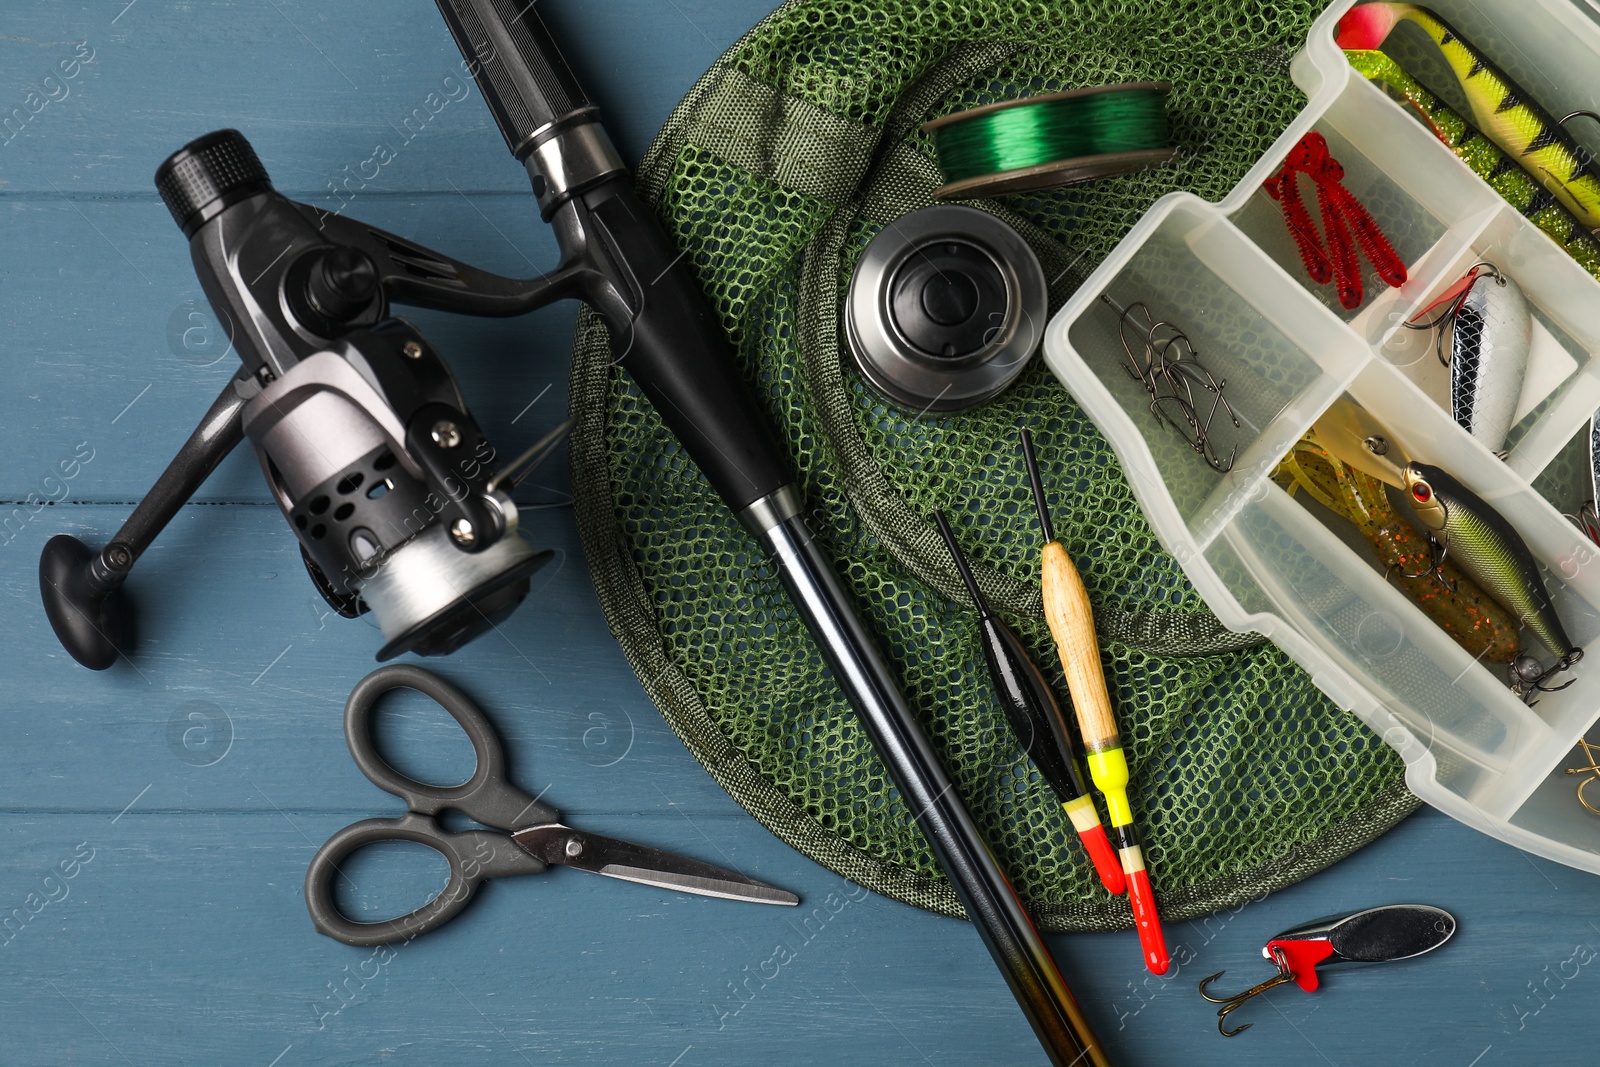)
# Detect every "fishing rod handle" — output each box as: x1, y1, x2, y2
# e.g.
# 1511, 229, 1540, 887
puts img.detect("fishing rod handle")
1040, 541, 1119, 750
433, 0, 593, 159
436, 0, 796, 512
